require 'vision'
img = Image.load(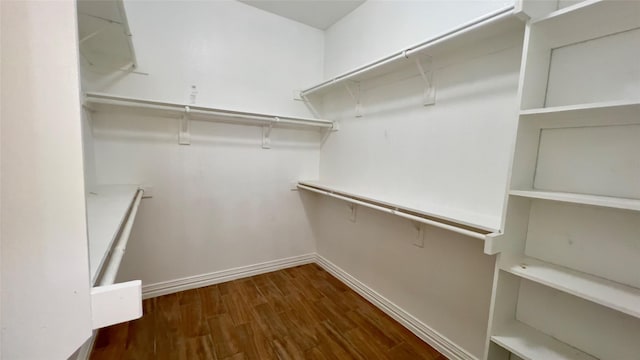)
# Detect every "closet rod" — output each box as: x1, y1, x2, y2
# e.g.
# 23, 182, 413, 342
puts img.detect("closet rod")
98, 189, 143, 287
84, 92, 335, 129
297, 184, 488, 240
300, 5, 515, 96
